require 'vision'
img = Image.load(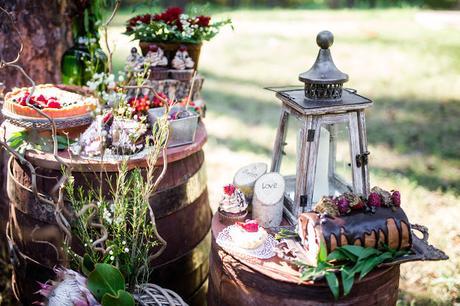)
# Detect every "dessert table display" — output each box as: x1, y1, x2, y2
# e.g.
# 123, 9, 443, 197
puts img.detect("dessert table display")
208, 31, 448, 305
0, 4, 231, 306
